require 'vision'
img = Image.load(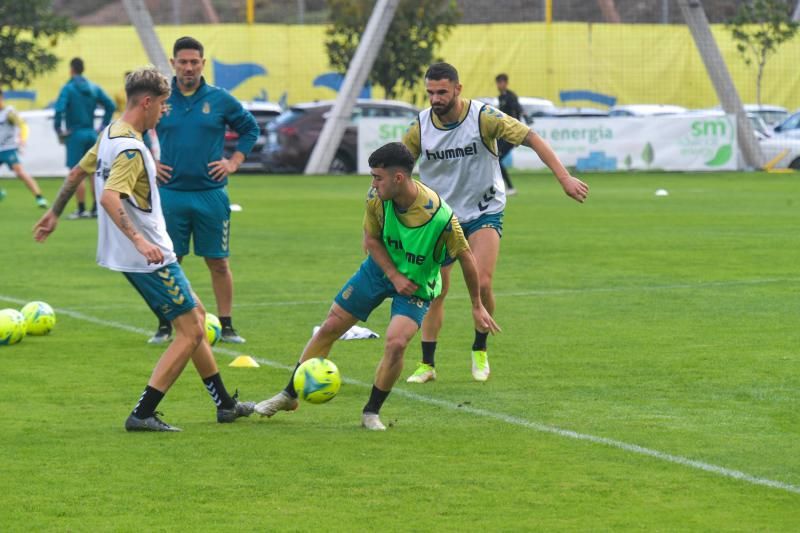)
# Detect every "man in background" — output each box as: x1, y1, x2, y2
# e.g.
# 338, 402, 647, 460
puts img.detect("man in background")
495, 73, 523, 196
54, 57, 115, 219
149, 36, 259, 345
